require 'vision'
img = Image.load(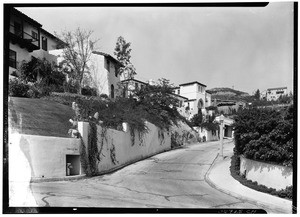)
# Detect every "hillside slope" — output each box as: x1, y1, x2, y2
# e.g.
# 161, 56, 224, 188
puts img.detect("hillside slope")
8, 97, 75, 137
207, 87, 250, 101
